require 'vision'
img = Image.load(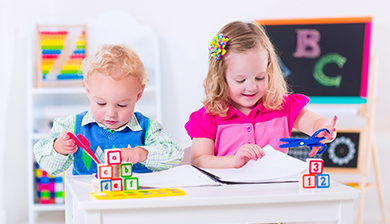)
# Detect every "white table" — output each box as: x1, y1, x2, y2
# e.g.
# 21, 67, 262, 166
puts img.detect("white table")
65, 175, 360, 224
